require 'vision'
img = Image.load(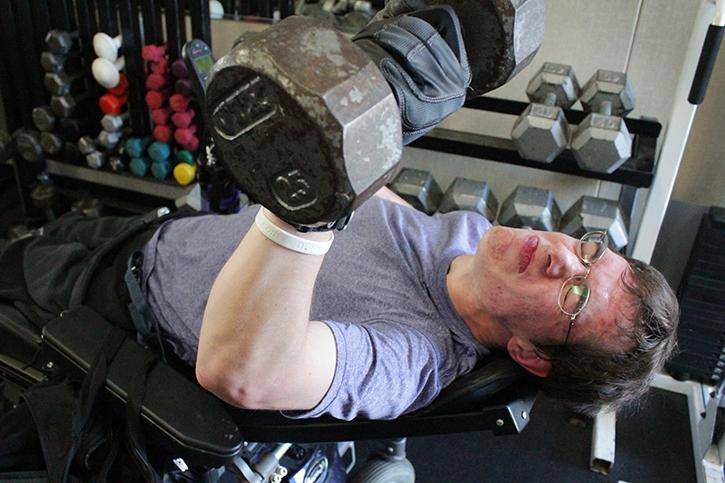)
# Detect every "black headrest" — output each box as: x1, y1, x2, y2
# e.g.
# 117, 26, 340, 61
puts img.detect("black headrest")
41, 306, 242, 466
